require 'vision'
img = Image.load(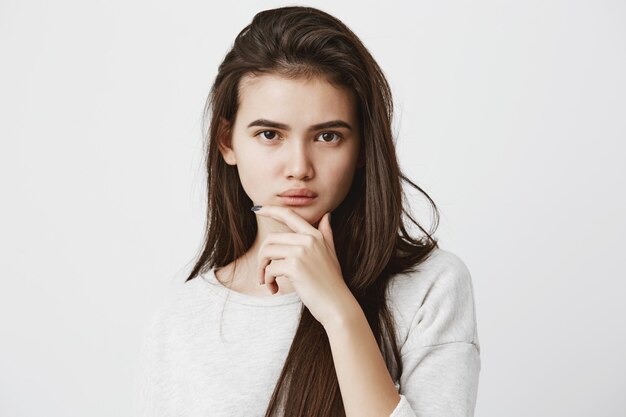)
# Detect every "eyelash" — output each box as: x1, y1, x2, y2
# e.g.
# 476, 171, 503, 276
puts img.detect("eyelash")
254, 130, 344, 144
